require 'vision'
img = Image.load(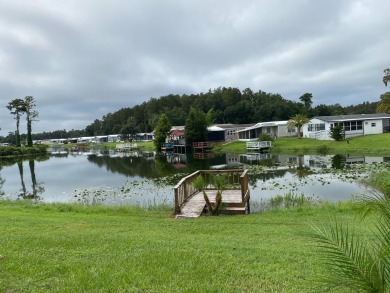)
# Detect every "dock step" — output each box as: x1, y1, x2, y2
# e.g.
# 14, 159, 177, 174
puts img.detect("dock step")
220, 207, 246, 215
